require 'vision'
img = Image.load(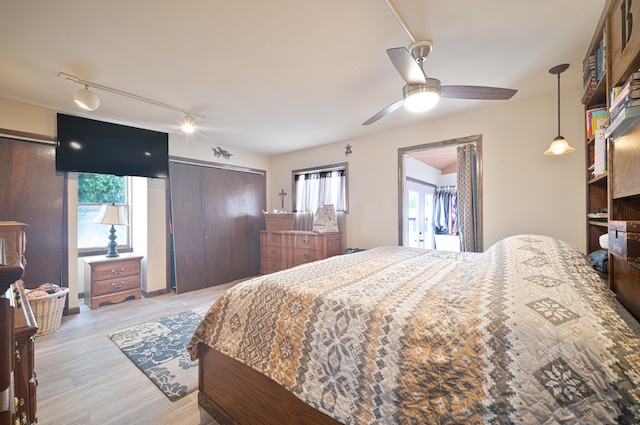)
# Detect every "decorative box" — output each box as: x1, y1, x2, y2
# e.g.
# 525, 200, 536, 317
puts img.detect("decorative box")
609, 220, 640, 264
